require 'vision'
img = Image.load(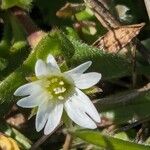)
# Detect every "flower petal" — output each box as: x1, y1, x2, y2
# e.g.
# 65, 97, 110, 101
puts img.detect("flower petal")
46, 54, 60, 72
14, 82, 41, 96
65, 61, 92, 75
75, 88, 101, 123
17, 92, 46, 108
65, 97, 97, 129
35, 59, 50, 77
73, 72, 101, 89
44, 103, 63, 135
36, 100, 49, 132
